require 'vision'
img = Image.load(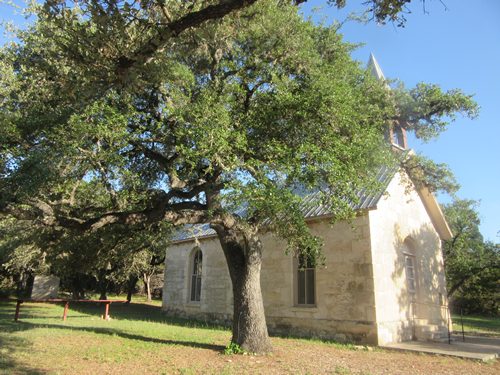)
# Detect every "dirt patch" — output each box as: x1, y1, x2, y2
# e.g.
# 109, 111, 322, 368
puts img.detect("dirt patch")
28, 336, 498, 375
